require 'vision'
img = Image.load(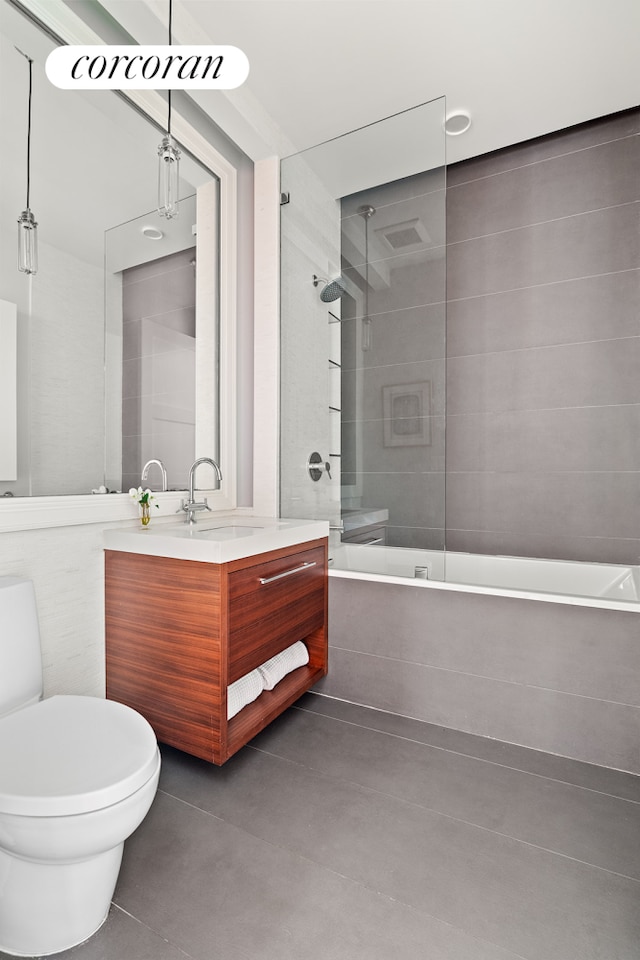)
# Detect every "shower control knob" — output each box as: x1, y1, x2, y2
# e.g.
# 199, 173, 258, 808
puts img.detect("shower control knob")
307, 452, 332, 482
